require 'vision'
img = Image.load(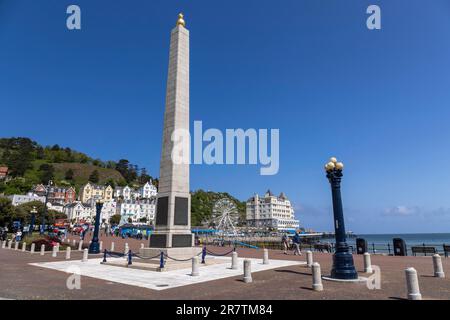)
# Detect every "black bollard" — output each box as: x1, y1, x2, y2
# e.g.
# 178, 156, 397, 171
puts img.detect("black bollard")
159, 251, 164, 269
201, 246, 206, 264
103, 249, 107, 263
128, 250, 132, 265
